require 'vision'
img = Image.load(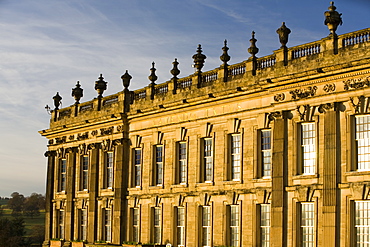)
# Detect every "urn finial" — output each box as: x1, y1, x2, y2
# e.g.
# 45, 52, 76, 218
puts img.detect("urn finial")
94, 74, 107, 98
148, 62, 158, 85
324, 1, 342, 35
121, 70, 132, 90
276, 22, 291, 48
220, 39, 231, 66
71, 81, 83, 104
170, 58, 180, 79
248, 31, 259, 58
192, 44, 207, 73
